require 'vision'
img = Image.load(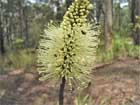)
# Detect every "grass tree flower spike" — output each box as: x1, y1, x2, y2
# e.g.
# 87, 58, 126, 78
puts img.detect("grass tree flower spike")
37, 0, 99, 89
